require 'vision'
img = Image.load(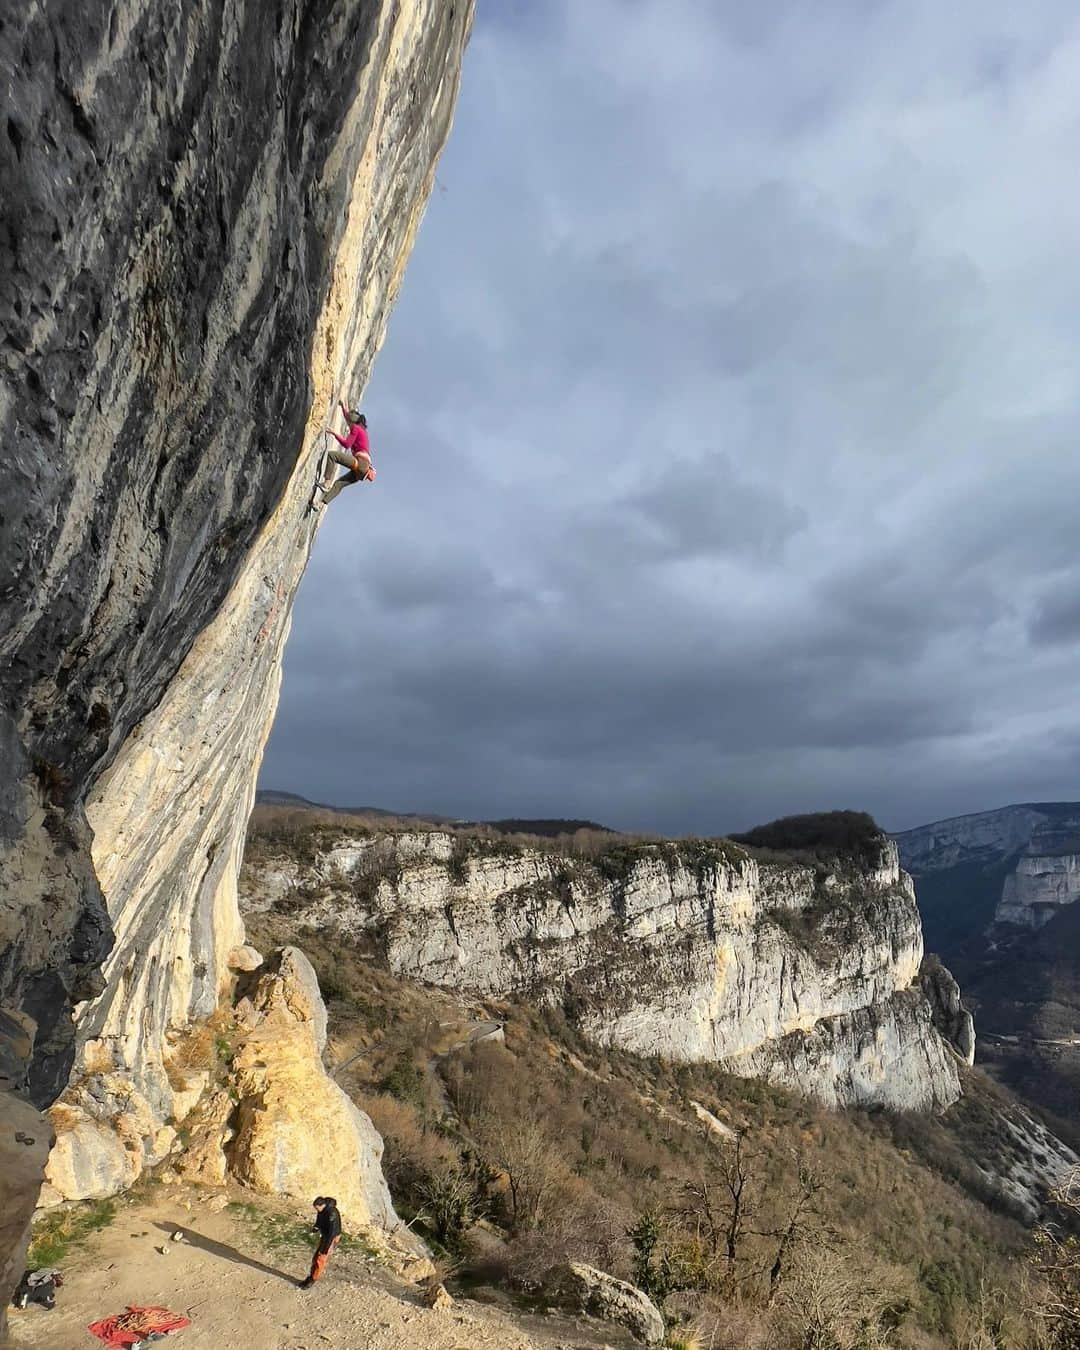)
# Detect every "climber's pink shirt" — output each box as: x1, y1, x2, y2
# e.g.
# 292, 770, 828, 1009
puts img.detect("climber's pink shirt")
329, 423, 370, 457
